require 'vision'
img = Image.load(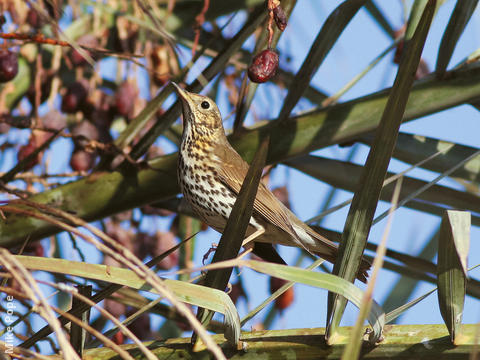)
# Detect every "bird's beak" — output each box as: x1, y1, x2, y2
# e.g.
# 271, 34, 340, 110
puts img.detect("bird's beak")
171, 82, 190, 103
